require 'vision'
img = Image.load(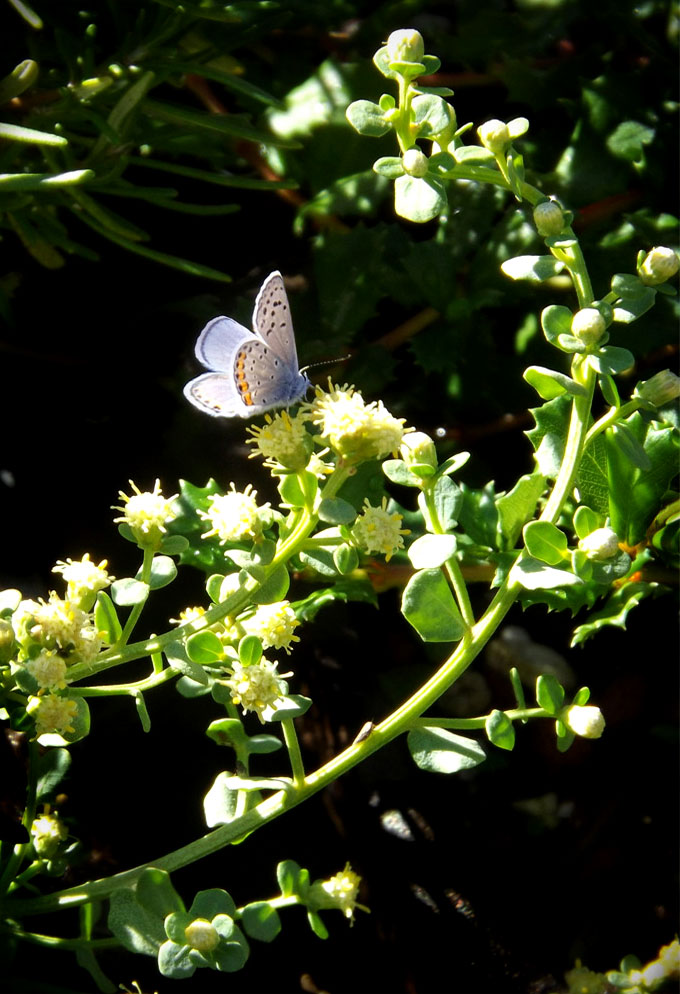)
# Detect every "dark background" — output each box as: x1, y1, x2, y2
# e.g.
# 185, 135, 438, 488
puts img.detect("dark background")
1, 1, 678, 992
